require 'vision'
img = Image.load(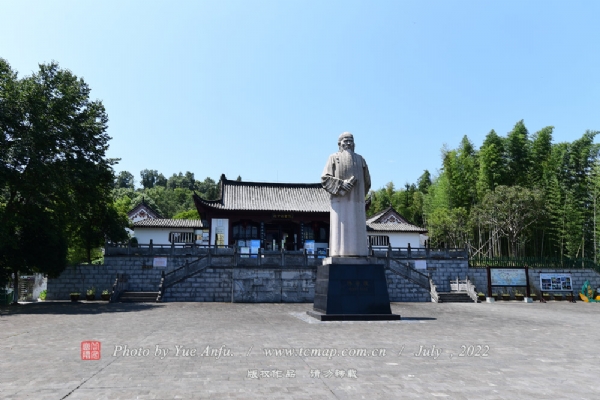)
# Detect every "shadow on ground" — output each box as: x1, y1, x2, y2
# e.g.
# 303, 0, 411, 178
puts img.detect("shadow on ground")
0, 302, 162, 316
